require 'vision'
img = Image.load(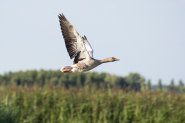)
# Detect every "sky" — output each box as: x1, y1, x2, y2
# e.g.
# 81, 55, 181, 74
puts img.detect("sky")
0, 0, 185, 84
